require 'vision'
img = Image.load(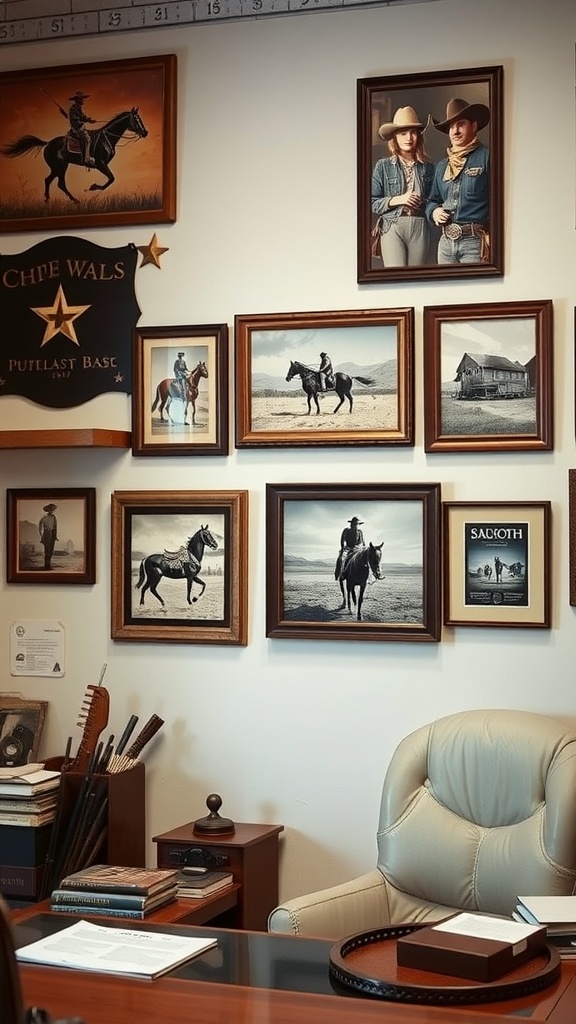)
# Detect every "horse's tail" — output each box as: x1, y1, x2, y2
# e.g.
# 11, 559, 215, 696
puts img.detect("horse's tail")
351, 376, 375, 387
135, 559, 146, 590
151, 386, 161, 412
0, 135, 48, 158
